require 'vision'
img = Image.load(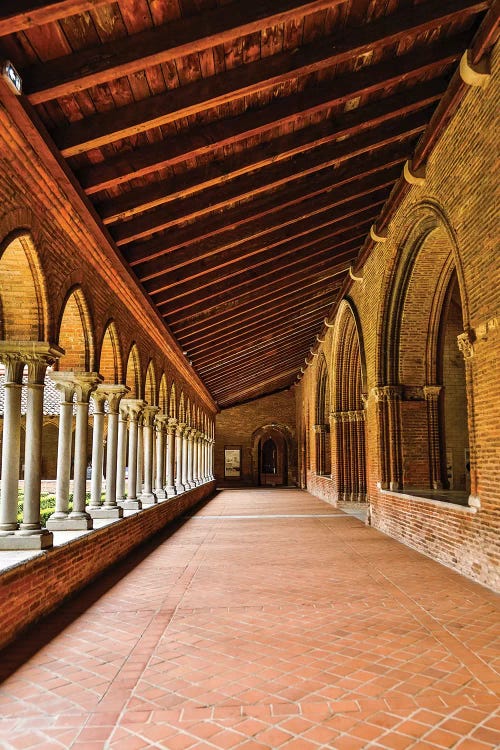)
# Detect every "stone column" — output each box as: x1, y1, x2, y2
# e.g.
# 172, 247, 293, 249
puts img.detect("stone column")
424, 385, 443, 490
87, 389, 107, 514
372, 387, 390, 490
121, 399, 145, 510
165, 418, 177, 497
69, 373, 102, 527
457, 331, 480, 509
0, 354, 24, 536
136, 413, 144, 501
192, 431, 200, 485
197, 432, 203, 484
95, 385, 129, 518
209, 437, 215, 480
186, 428, 196, 489
142, 405, 159, 503
154, 413, 168, 499
203, 436, 209, 481
329, 411, 341, 500
175, 422, 186, 493
46, 373, 75, 529
18, 344, 63, 548
116, 403, 128, 503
